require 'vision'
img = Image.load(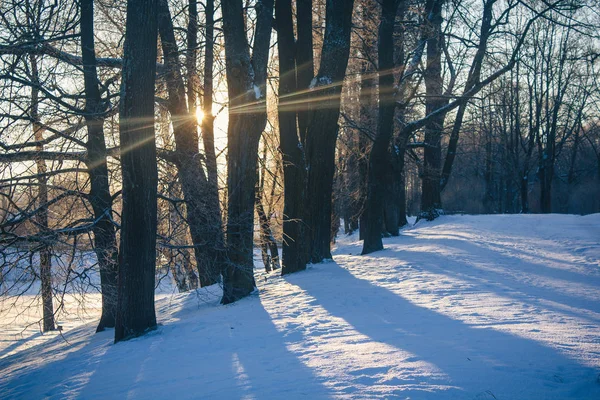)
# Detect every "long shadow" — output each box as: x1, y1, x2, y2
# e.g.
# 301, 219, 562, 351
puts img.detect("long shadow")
0, 290, 333, 399
289, 262, 600, 400
386, 237, 600, 316
0, 332, 42, 359
223, 295, 333, 399
385, 246, 600, 326
408, 239, 600, 312
418, 231, 600, 282
341, 228, 600, 325
0, 324, 122, 399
